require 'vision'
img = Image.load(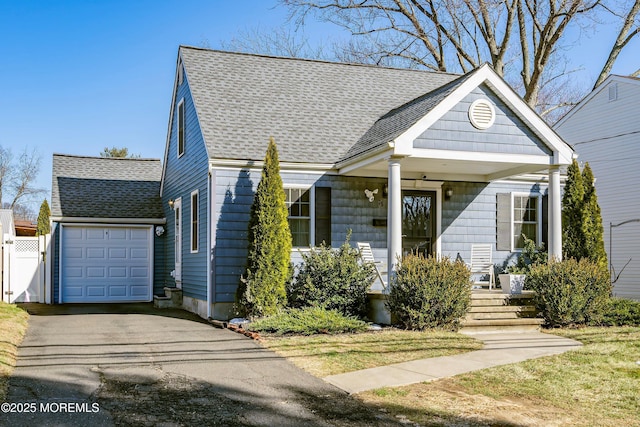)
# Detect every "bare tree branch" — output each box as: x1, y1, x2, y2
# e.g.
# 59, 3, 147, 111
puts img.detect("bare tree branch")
594, 0, 640, 88
10, 148, 44, 209
0, 146, 12, 206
